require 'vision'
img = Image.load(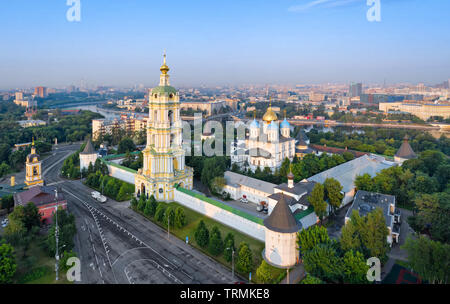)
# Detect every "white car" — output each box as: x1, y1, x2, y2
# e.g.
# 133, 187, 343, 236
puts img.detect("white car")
240, 198, 248, 204
91, 191, 101, 199
97, 195, 107, 203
